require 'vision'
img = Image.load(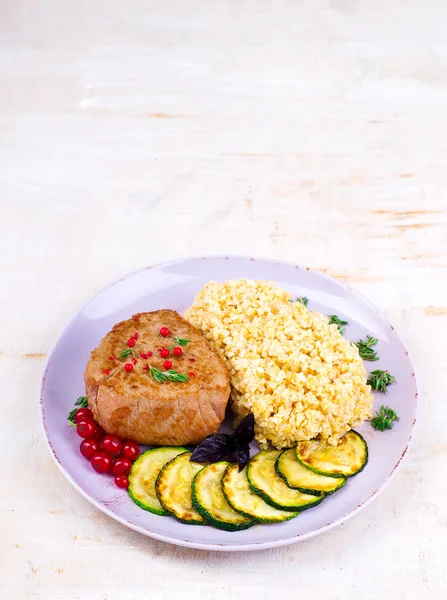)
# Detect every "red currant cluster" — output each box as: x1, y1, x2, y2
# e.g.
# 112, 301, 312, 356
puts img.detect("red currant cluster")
158, 327, 195, 375
73, 408, 140, 489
